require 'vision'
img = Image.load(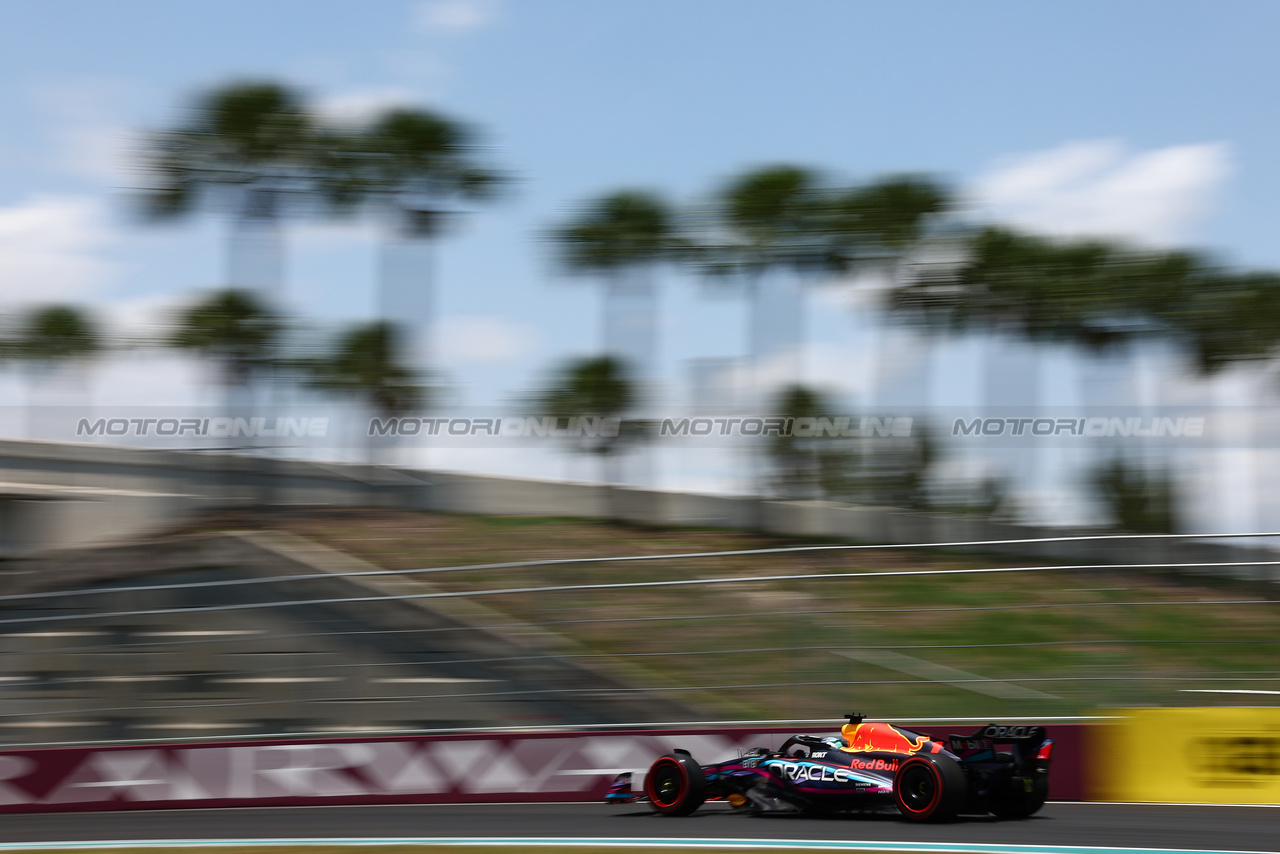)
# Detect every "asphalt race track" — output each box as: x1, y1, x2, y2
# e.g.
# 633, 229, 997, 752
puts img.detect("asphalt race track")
0, 803, 1277, 851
